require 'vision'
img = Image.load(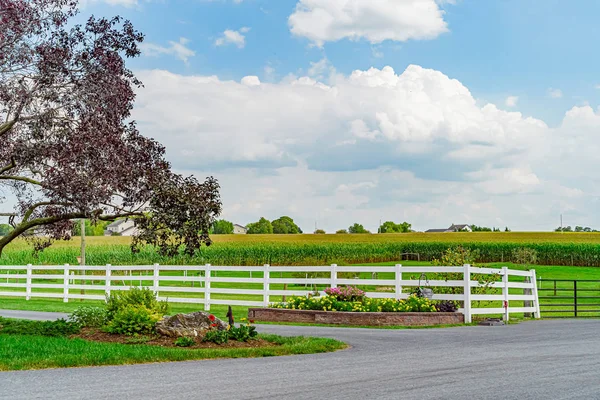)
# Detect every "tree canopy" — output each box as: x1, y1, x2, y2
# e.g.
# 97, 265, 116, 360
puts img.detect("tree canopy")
72, 219, 110, 236
0, 0, 221, 257
0, 224, 13, 236
246, 218, 273, 234
348, 223, 369, 234
272, 216, 301, 234
212, 219, 234, 234
378, 221, 411, 233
